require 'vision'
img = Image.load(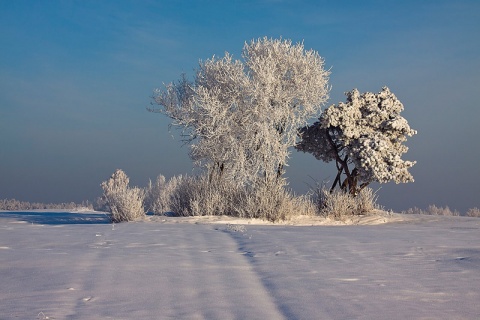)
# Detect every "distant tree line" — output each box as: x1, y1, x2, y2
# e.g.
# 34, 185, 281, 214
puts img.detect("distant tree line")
0, 198, 93, 211
402, 205, 480, 217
